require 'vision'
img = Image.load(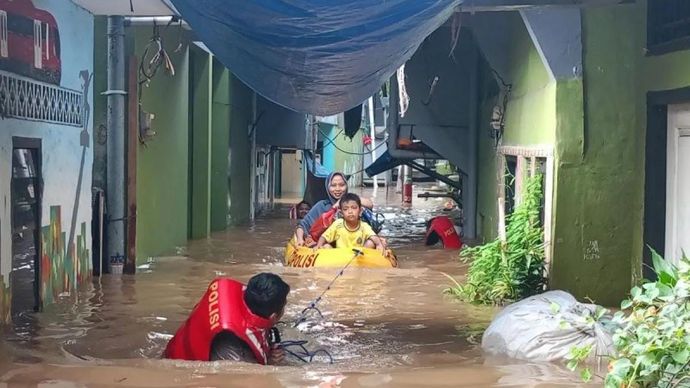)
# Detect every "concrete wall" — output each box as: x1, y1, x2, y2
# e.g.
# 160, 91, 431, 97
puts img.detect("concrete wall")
132, 27, 190, 259
472, 3, 685, 305
475, 13, 556, 242
320, 123, 365, 186
549, 4, 643, 306
0, 0, 94, 316
211, 59, 231, 232
255, 96, 307, 148
228, 76, 253, 225
501, 14, 556, 146
189, 48, 212, 239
